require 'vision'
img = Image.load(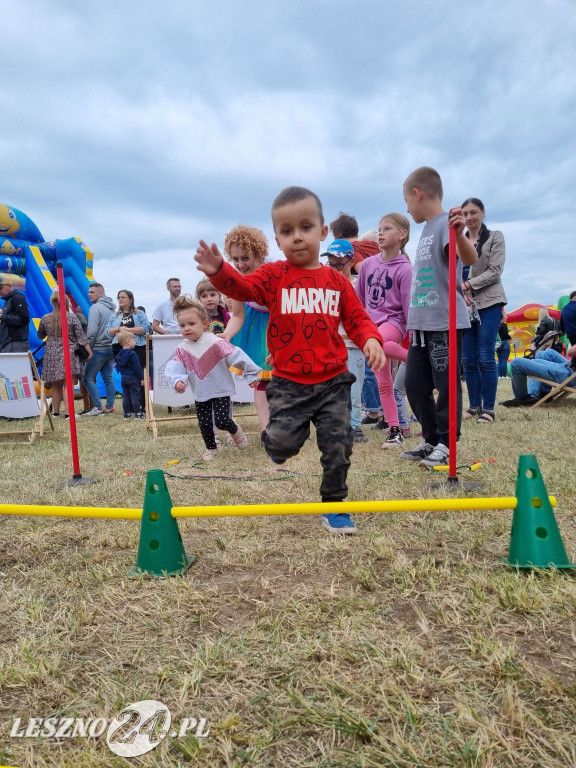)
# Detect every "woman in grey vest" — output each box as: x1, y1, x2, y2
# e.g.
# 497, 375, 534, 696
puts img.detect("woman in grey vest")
460, 198, 507, 424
